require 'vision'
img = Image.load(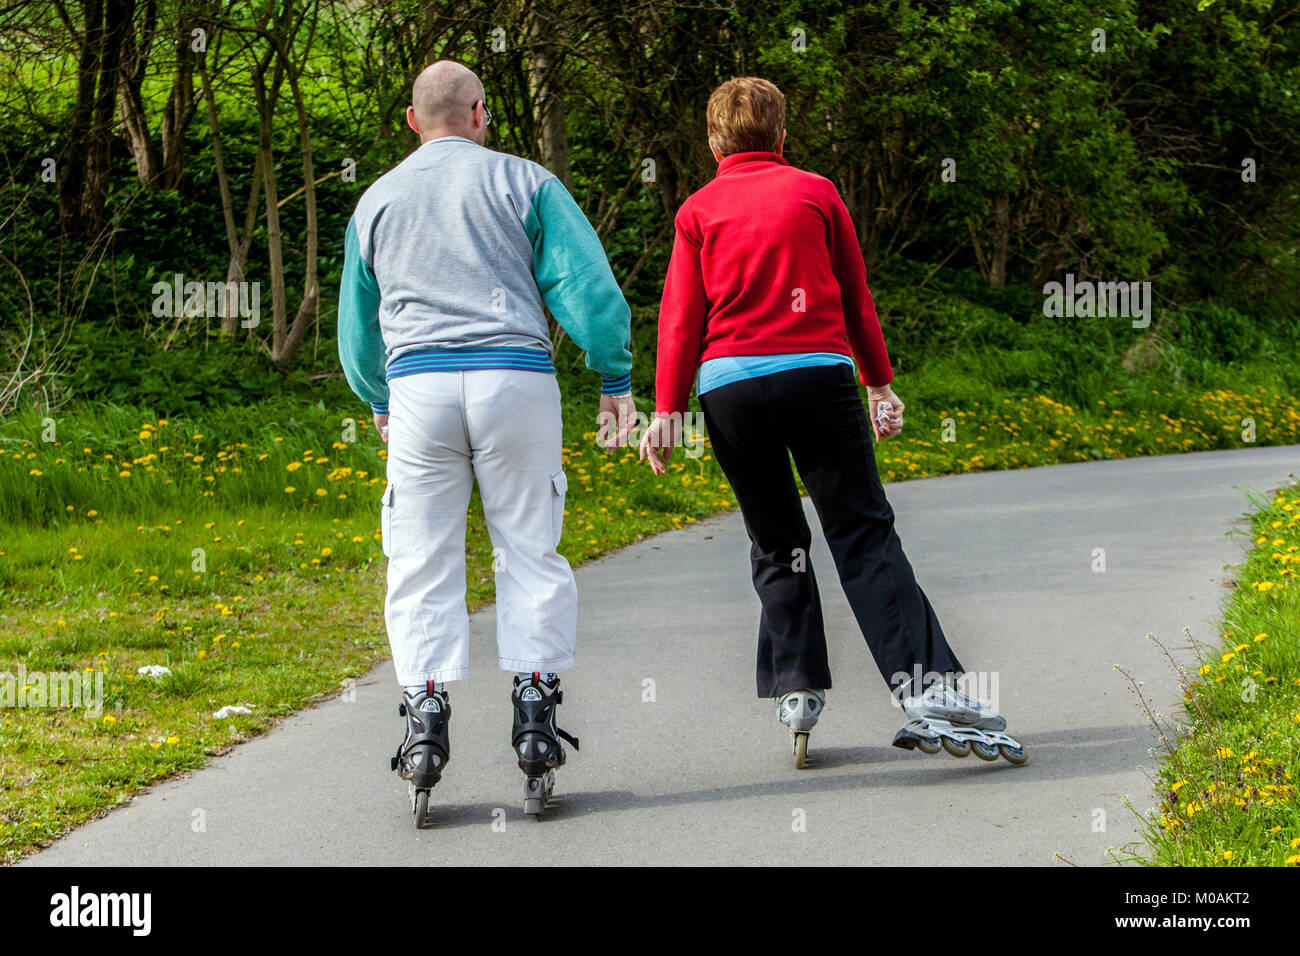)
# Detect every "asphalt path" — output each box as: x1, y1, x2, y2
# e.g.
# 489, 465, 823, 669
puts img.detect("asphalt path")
26, 444, 1299, 866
